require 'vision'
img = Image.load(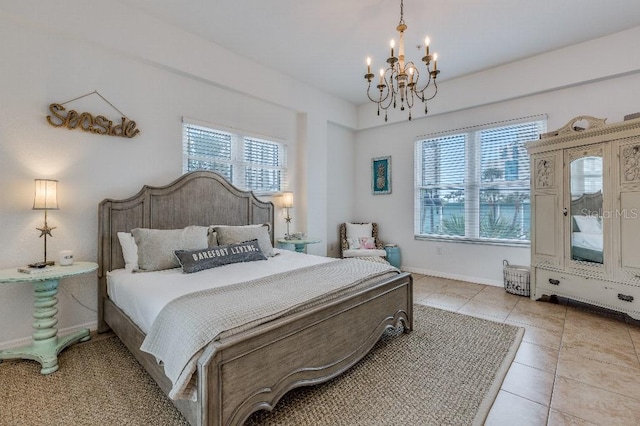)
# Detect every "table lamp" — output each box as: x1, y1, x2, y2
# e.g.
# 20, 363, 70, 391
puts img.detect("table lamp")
31, 179, 59, 267
282, 191, 293, 239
